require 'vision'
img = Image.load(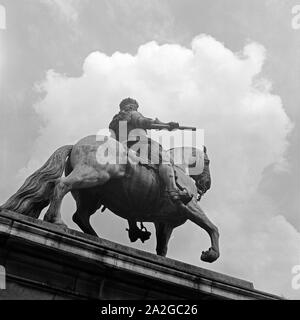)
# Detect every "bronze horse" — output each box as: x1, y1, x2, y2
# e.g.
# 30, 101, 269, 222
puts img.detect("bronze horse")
1, 135, 219, 262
